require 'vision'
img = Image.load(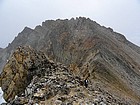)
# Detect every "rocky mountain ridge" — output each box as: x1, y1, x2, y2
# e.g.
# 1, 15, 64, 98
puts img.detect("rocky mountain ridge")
0, 46, 137, 104
0, 17, 140, 104
0, 17, 140, 72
